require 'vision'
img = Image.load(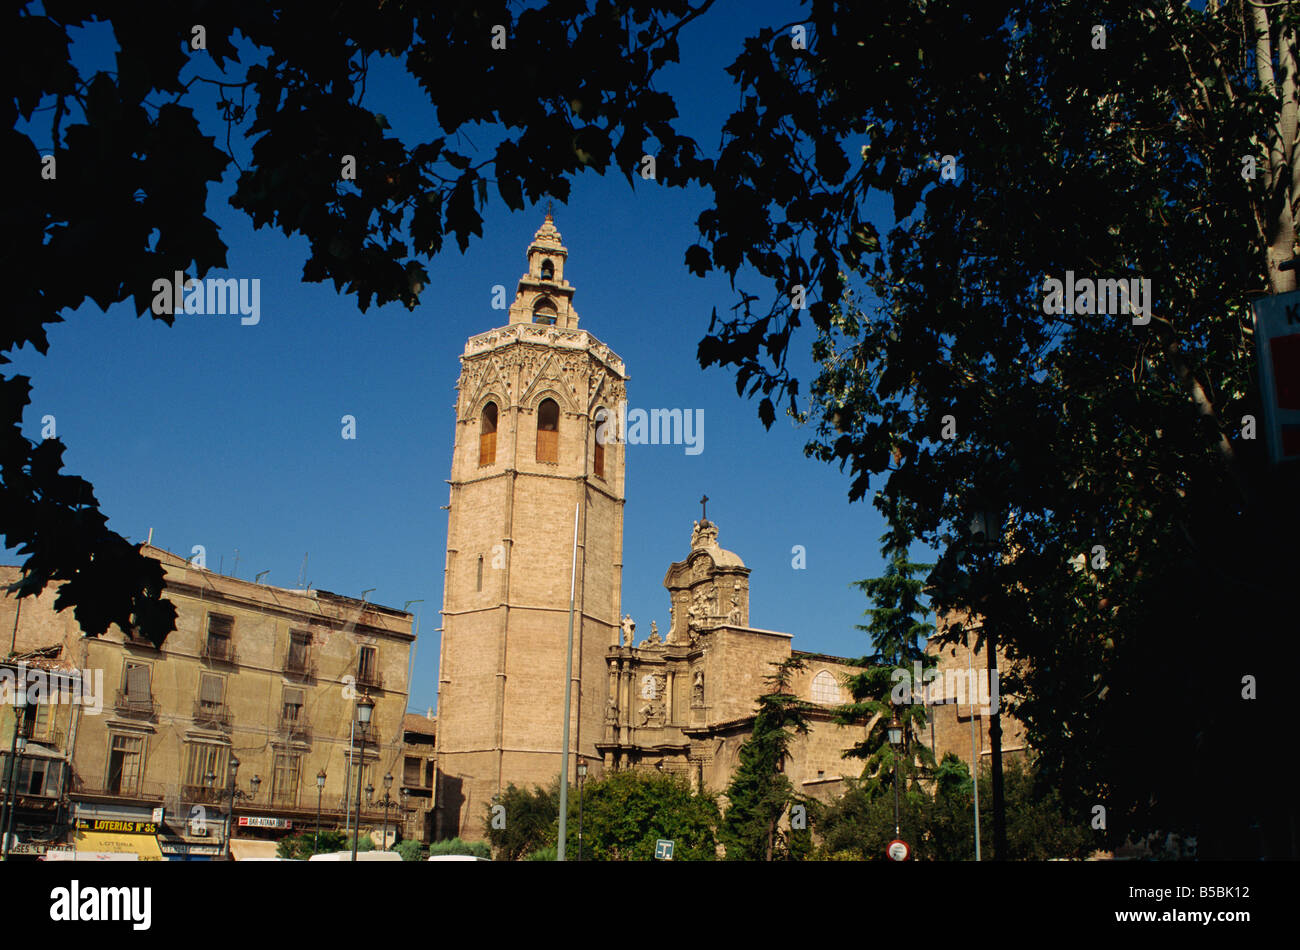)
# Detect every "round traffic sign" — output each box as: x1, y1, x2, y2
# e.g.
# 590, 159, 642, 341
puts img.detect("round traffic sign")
887, 838, 910, 861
